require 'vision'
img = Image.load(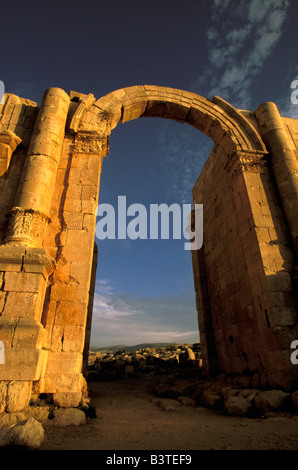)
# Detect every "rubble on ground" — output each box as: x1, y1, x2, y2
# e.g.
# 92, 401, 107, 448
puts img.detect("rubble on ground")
86, 343, 202, 381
